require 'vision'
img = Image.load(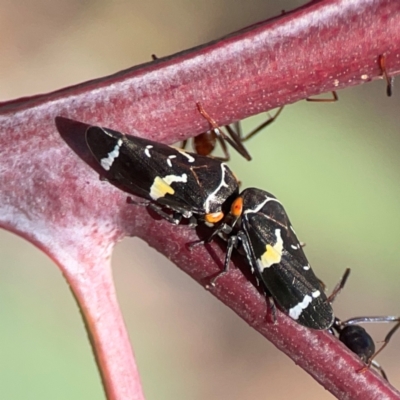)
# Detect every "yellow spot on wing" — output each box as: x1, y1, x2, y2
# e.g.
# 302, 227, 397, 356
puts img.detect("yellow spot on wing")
258, 229, 283, 269
150, 177, 175, 200
261, 244, 282, 267
149, 173, 187, 200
